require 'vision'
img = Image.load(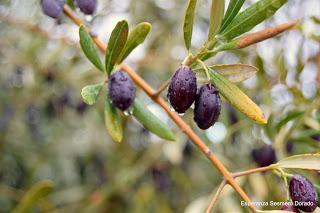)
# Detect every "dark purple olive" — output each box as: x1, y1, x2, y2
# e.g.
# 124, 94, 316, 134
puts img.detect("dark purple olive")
280, 202, 300, 212
167, 66, 197, 113
76, 0, 97, 15
289, 175, 318, 212
41, 0, 65, 18
193, 84, 221, 130
251, 144, 276, 167
108, 71, 136, 111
